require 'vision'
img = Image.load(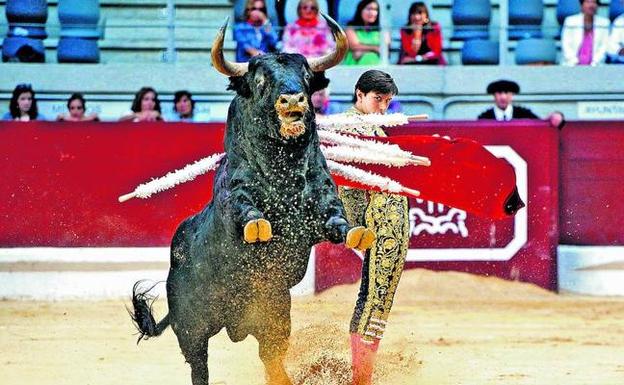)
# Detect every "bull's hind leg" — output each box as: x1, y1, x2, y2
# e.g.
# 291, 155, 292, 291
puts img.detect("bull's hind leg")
175, 330, 211, 385
251, 292, 293, 385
